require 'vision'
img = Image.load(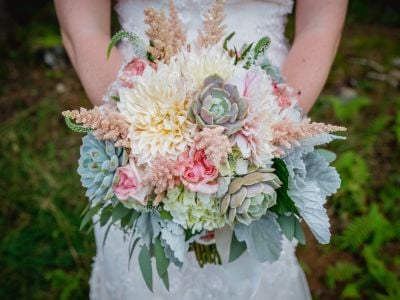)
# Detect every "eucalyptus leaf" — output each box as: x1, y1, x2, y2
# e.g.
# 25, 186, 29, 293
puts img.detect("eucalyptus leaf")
294, 219, 306, 245
154, 237, 170, 277
128, 237, 140, 267
160, 271, 170, 291
112, 203, 130, 222
100, 205, 112, 226
277, 214, 295, 241
128, 210, 140, 227
80, 204, 102, 230
102, 221, 115, 248
139, 245, 153, 292
229, 231, 247, 262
